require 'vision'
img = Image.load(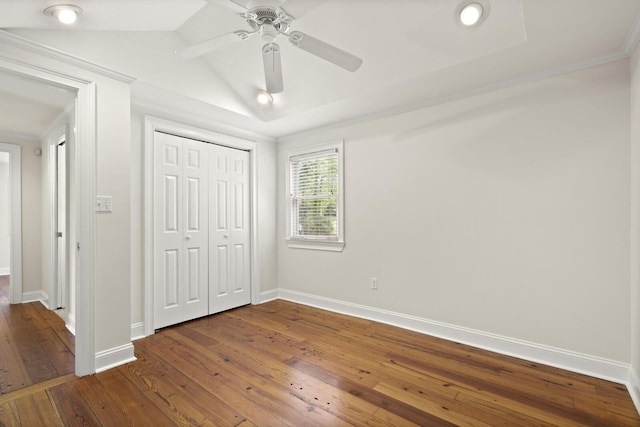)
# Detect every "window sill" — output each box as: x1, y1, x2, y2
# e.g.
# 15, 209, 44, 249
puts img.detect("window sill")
286, 239, 344, 252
